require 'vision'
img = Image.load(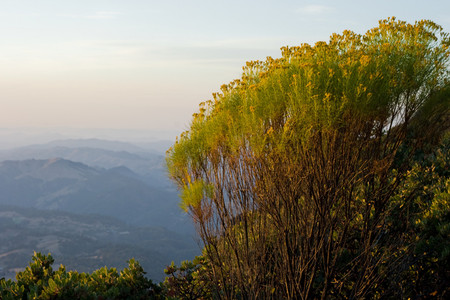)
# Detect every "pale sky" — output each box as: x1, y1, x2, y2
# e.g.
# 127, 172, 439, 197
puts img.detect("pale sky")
1, 0, 449, 141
